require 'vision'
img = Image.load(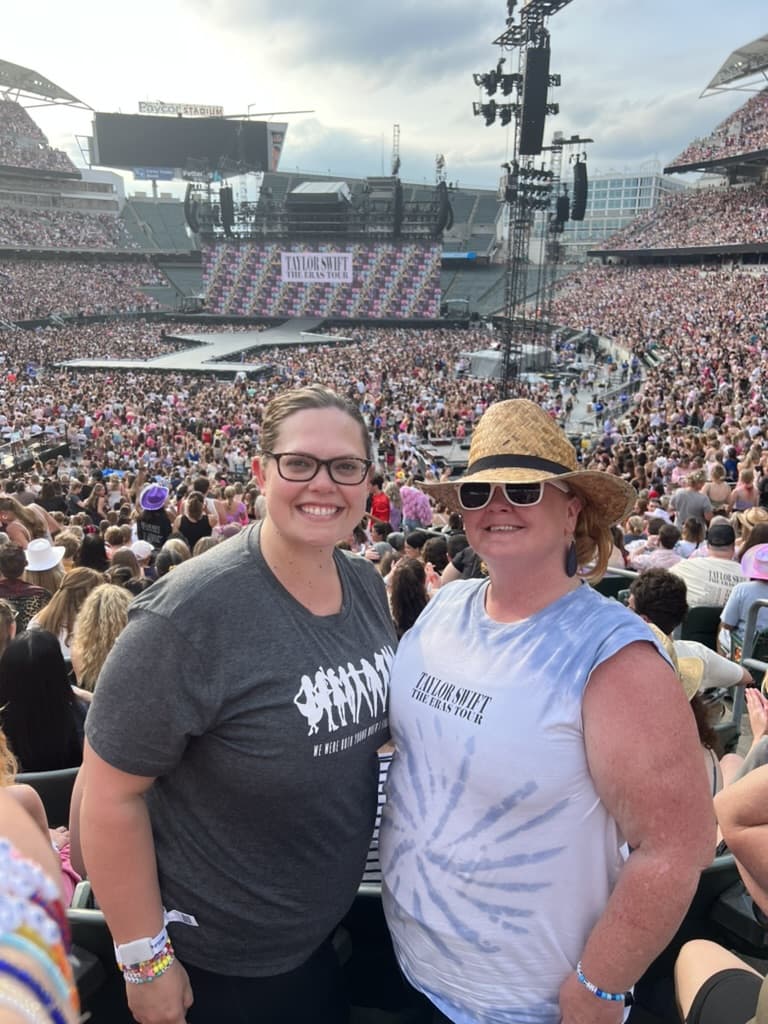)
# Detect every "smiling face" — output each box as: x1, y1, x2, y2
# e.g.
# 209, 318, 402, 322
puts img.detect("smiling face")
463, 480, 582, 579
255, 407, 371, 557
